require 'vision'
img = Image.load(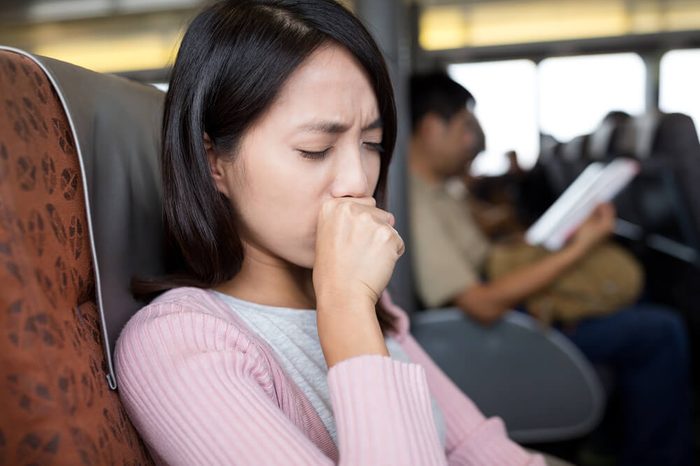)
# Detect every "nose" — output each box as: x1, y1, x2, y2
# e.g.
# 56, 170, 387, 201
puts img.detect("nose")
330, 147, 371, 198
